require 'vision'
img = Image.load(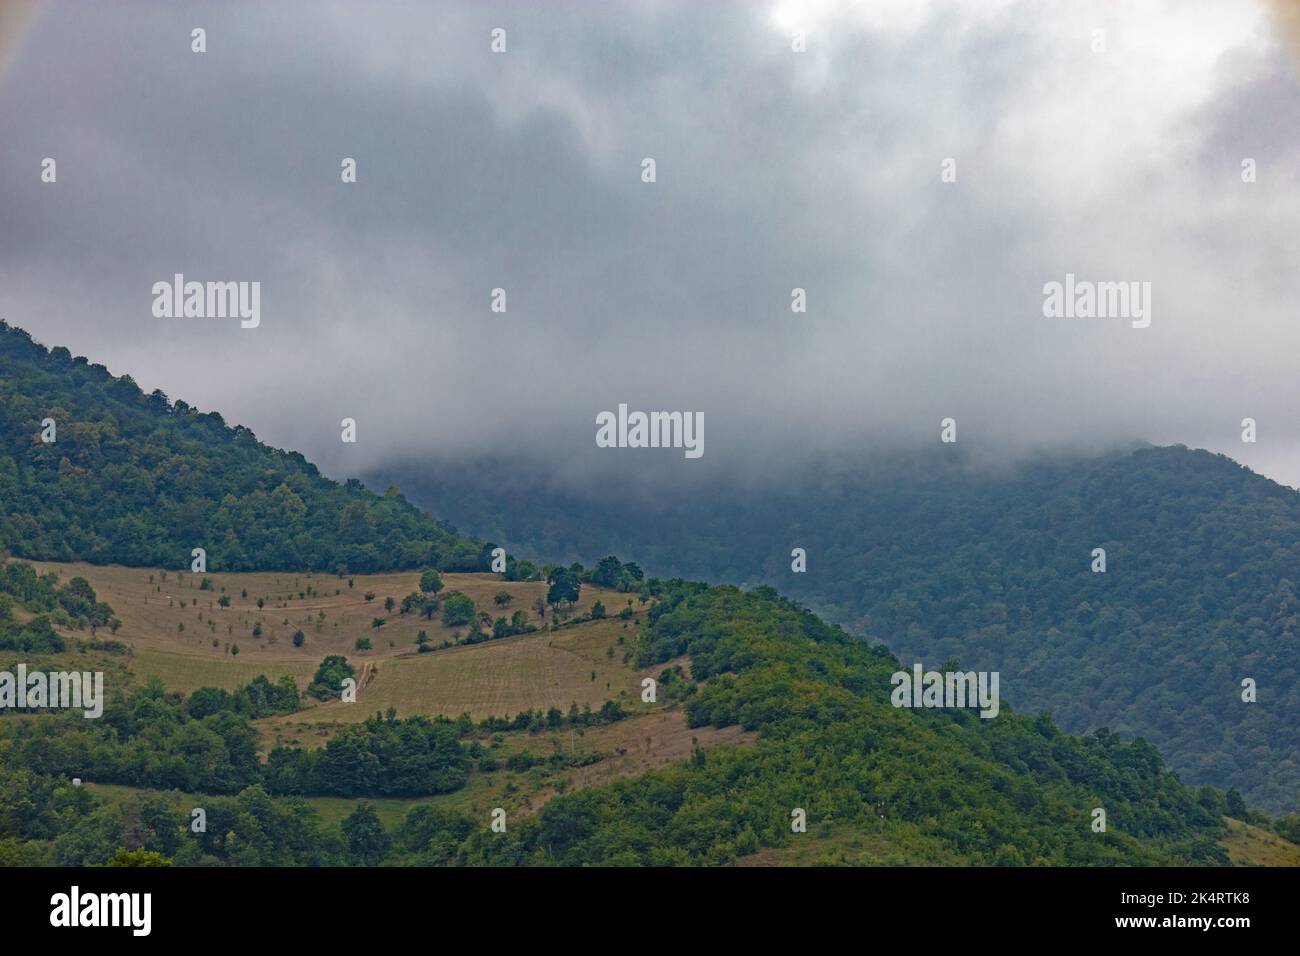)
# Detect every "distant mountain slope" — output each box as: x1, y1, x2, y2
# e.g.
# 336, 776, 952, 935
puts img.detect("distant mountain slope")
0, 321, 484, 573
375, 446, 1300, 814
